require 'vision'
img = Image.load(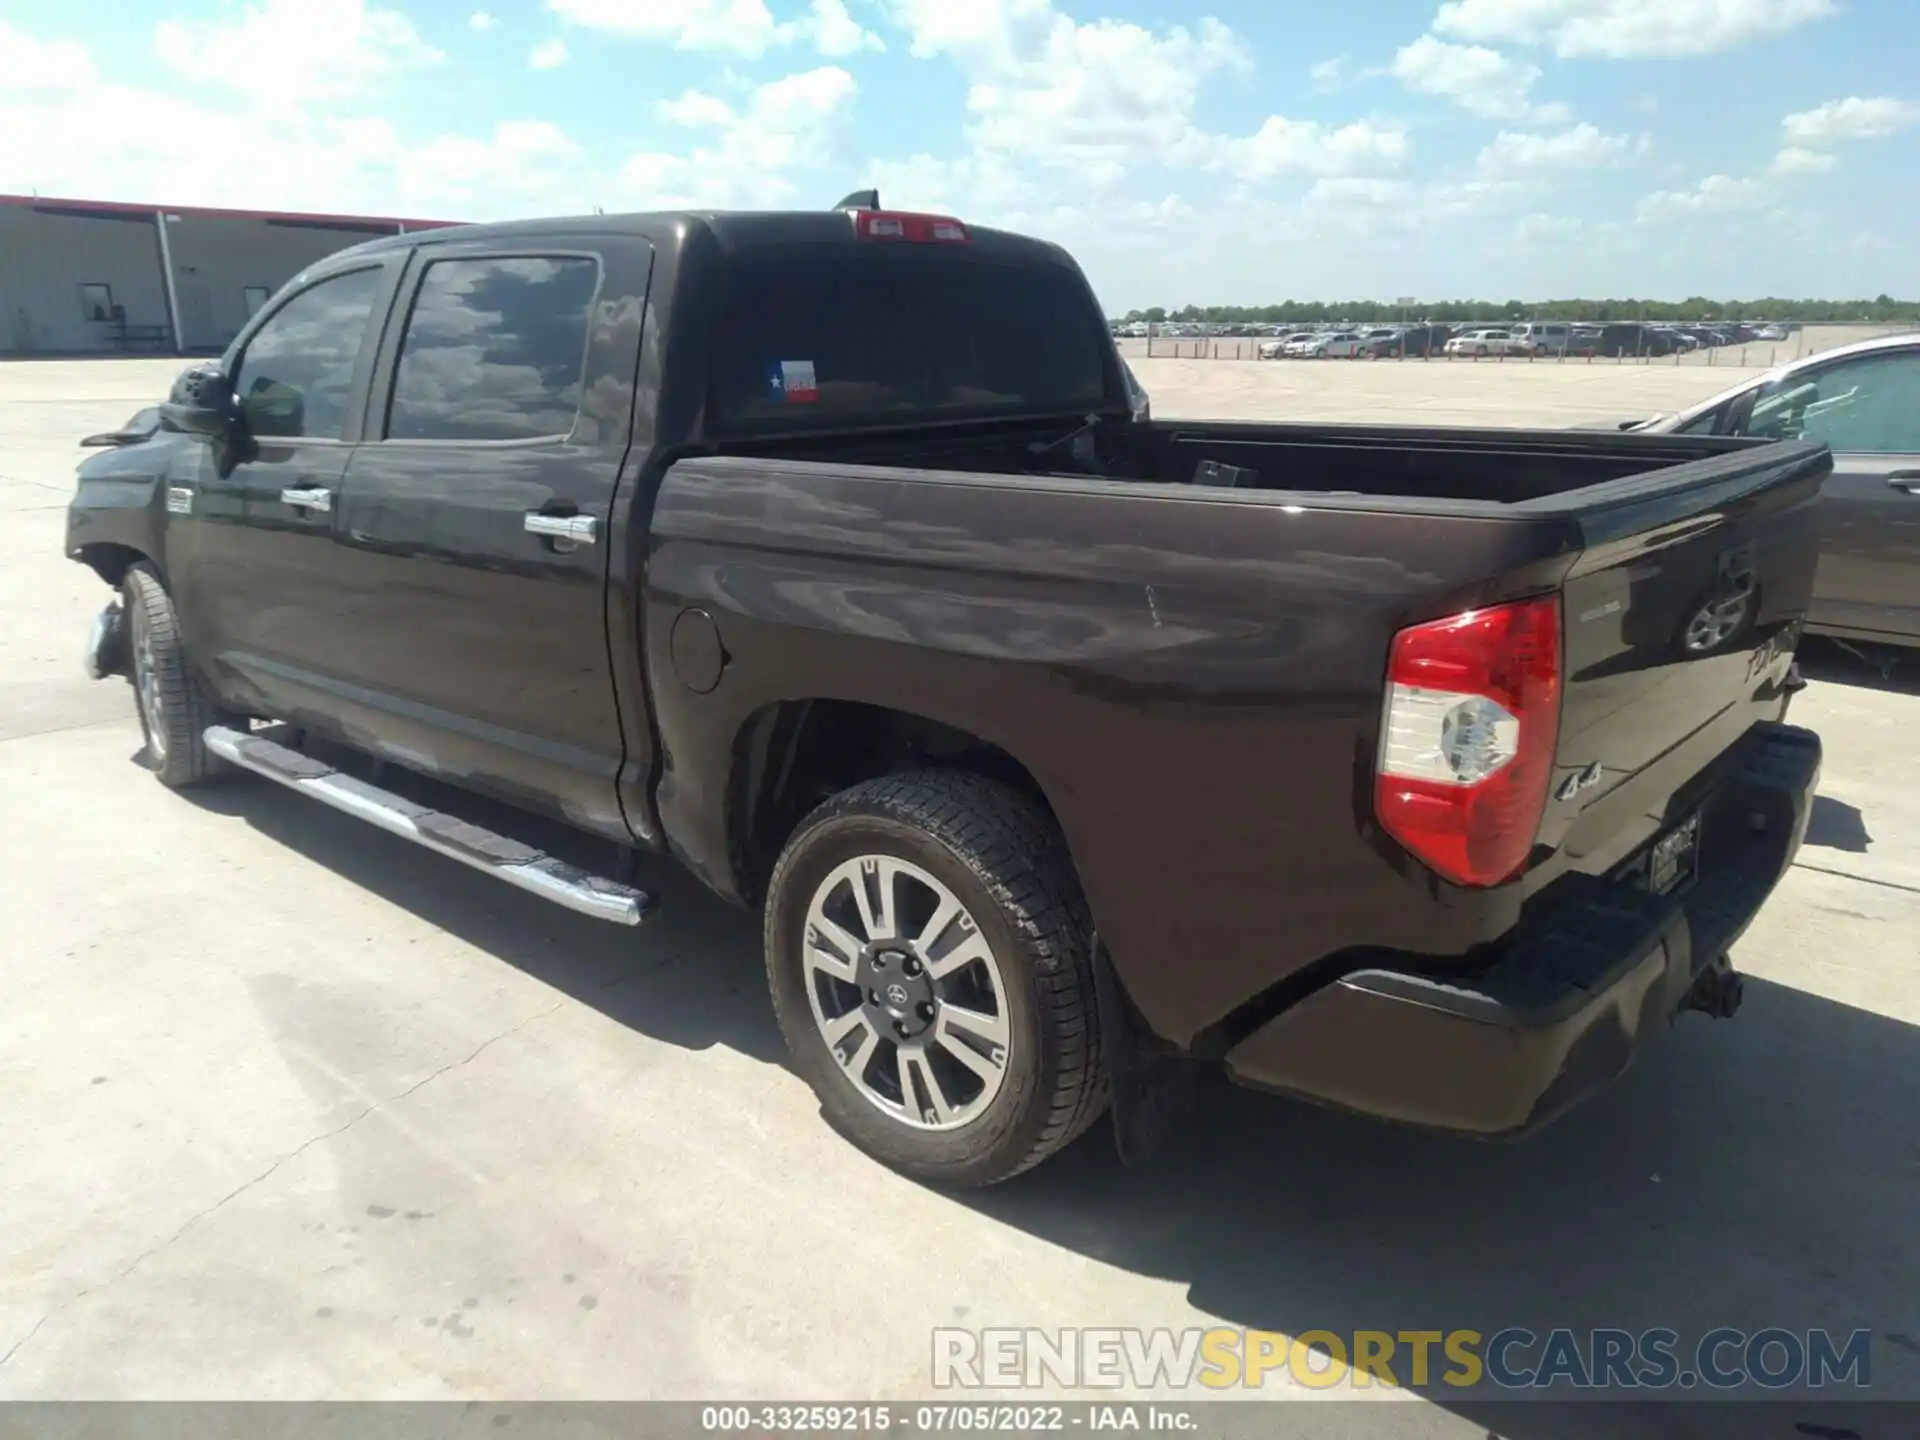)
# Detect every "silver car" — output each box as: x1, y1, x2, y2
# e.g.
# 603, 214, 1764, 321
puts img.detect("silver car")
1445, 328, 1517, 357
1630, 332, 1920, 646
